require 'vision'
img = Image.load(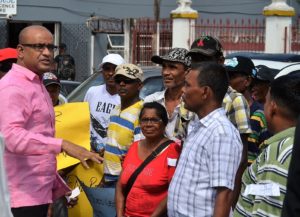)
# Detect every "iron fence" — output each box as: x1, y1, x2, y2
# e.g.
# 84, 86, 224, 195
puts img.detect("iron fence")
291, 17, 300, 53
194, 18, 265, 56
131, 17, 268, 66
132, 18, 172, 66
